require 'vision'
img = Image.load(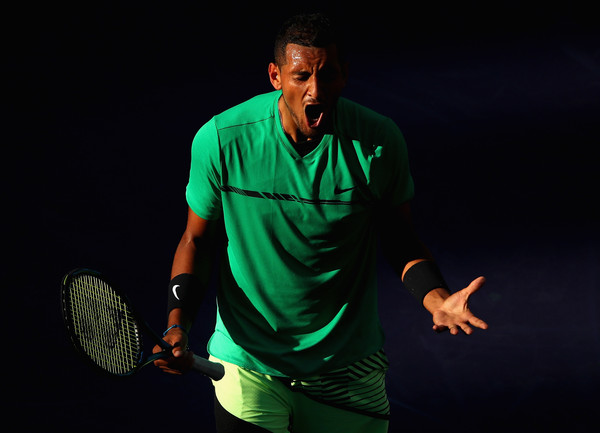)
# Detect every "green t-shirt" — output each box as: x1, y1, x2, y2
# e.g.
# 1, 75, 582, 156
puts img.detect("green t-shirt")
186, 90, 414, 377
